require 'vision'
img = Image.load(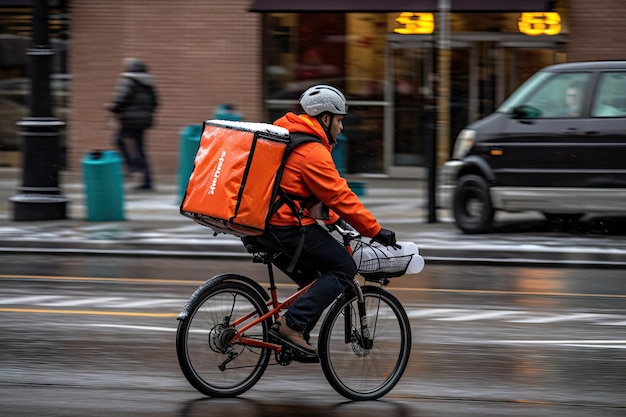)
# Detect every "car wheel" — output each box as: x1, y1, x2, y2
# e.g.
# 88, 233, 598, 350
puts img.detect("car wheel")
453, 175, 495, 234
